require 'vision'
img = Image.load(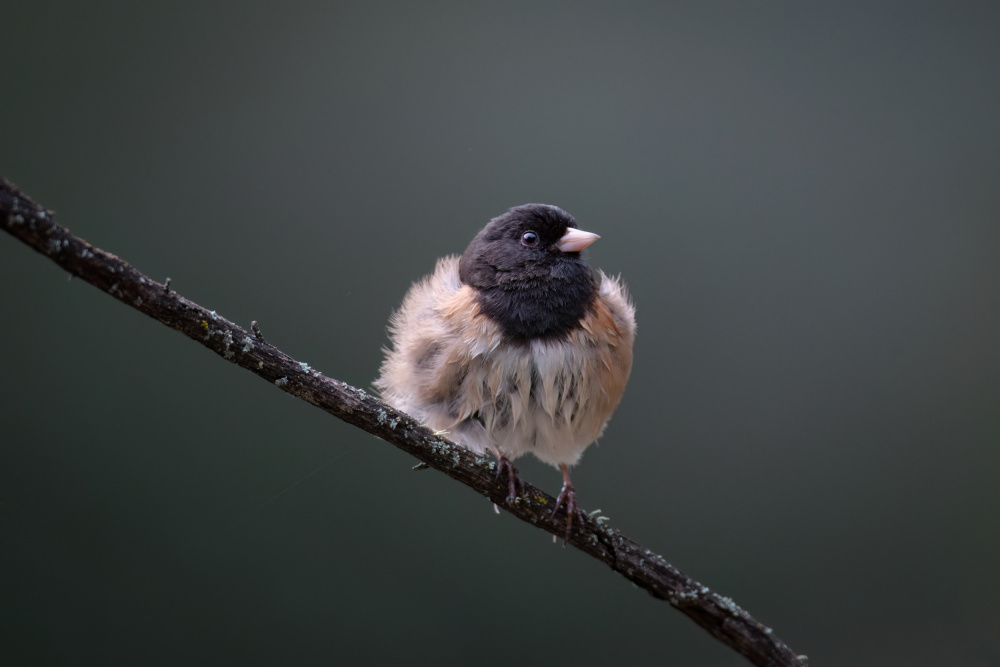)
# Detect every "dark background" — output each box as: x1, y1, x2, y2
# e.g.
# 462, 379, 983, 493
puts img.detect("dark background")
2, 2, 999, 665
